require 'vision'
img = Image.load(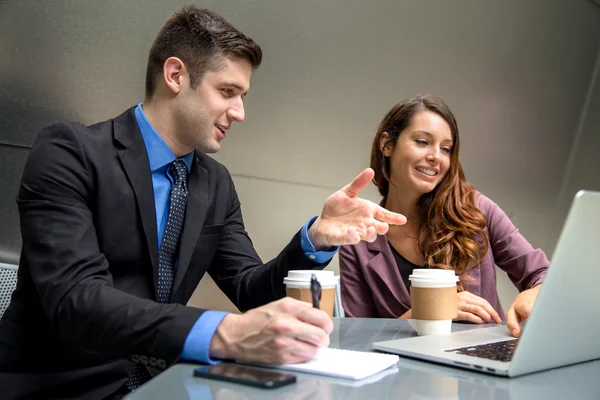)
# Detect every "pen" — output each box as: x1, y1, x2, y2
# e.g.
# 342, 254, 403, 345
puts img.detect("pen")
310, 274, 321, 309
